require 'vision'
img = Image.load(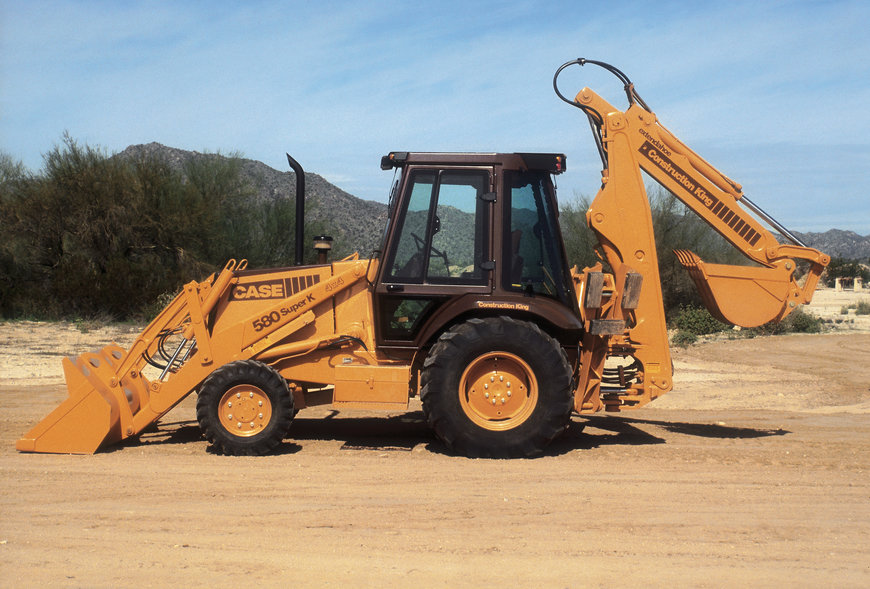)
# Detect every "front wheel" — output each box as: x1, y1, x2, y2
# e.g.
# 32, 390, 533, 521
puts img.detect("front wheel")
196, 360, 294, 455
420, 316, 573, 457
